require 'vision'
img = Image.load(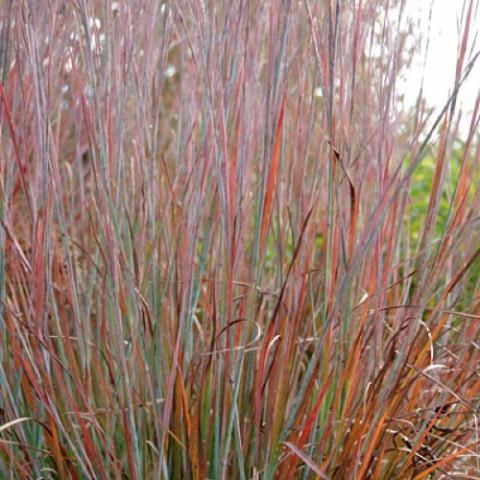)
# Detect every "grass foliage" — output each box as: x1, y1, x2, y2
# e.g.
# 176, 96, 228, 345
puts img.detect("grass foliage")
1, 0, 480, 478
